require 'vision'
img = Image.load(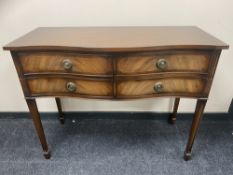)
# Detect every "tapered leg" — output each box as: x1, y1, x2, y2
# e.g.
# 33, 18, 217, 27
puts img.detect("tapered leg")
55, 97, 65, 124
26, 99, 51, 159
184, 99, 207, 161
168, 98, 180, 124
